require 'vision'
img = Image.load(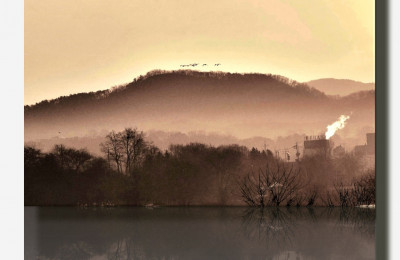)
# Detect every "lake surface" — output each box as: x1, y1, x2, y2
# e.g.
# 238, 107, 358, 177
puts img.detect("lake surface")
25, 207, 375, 260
